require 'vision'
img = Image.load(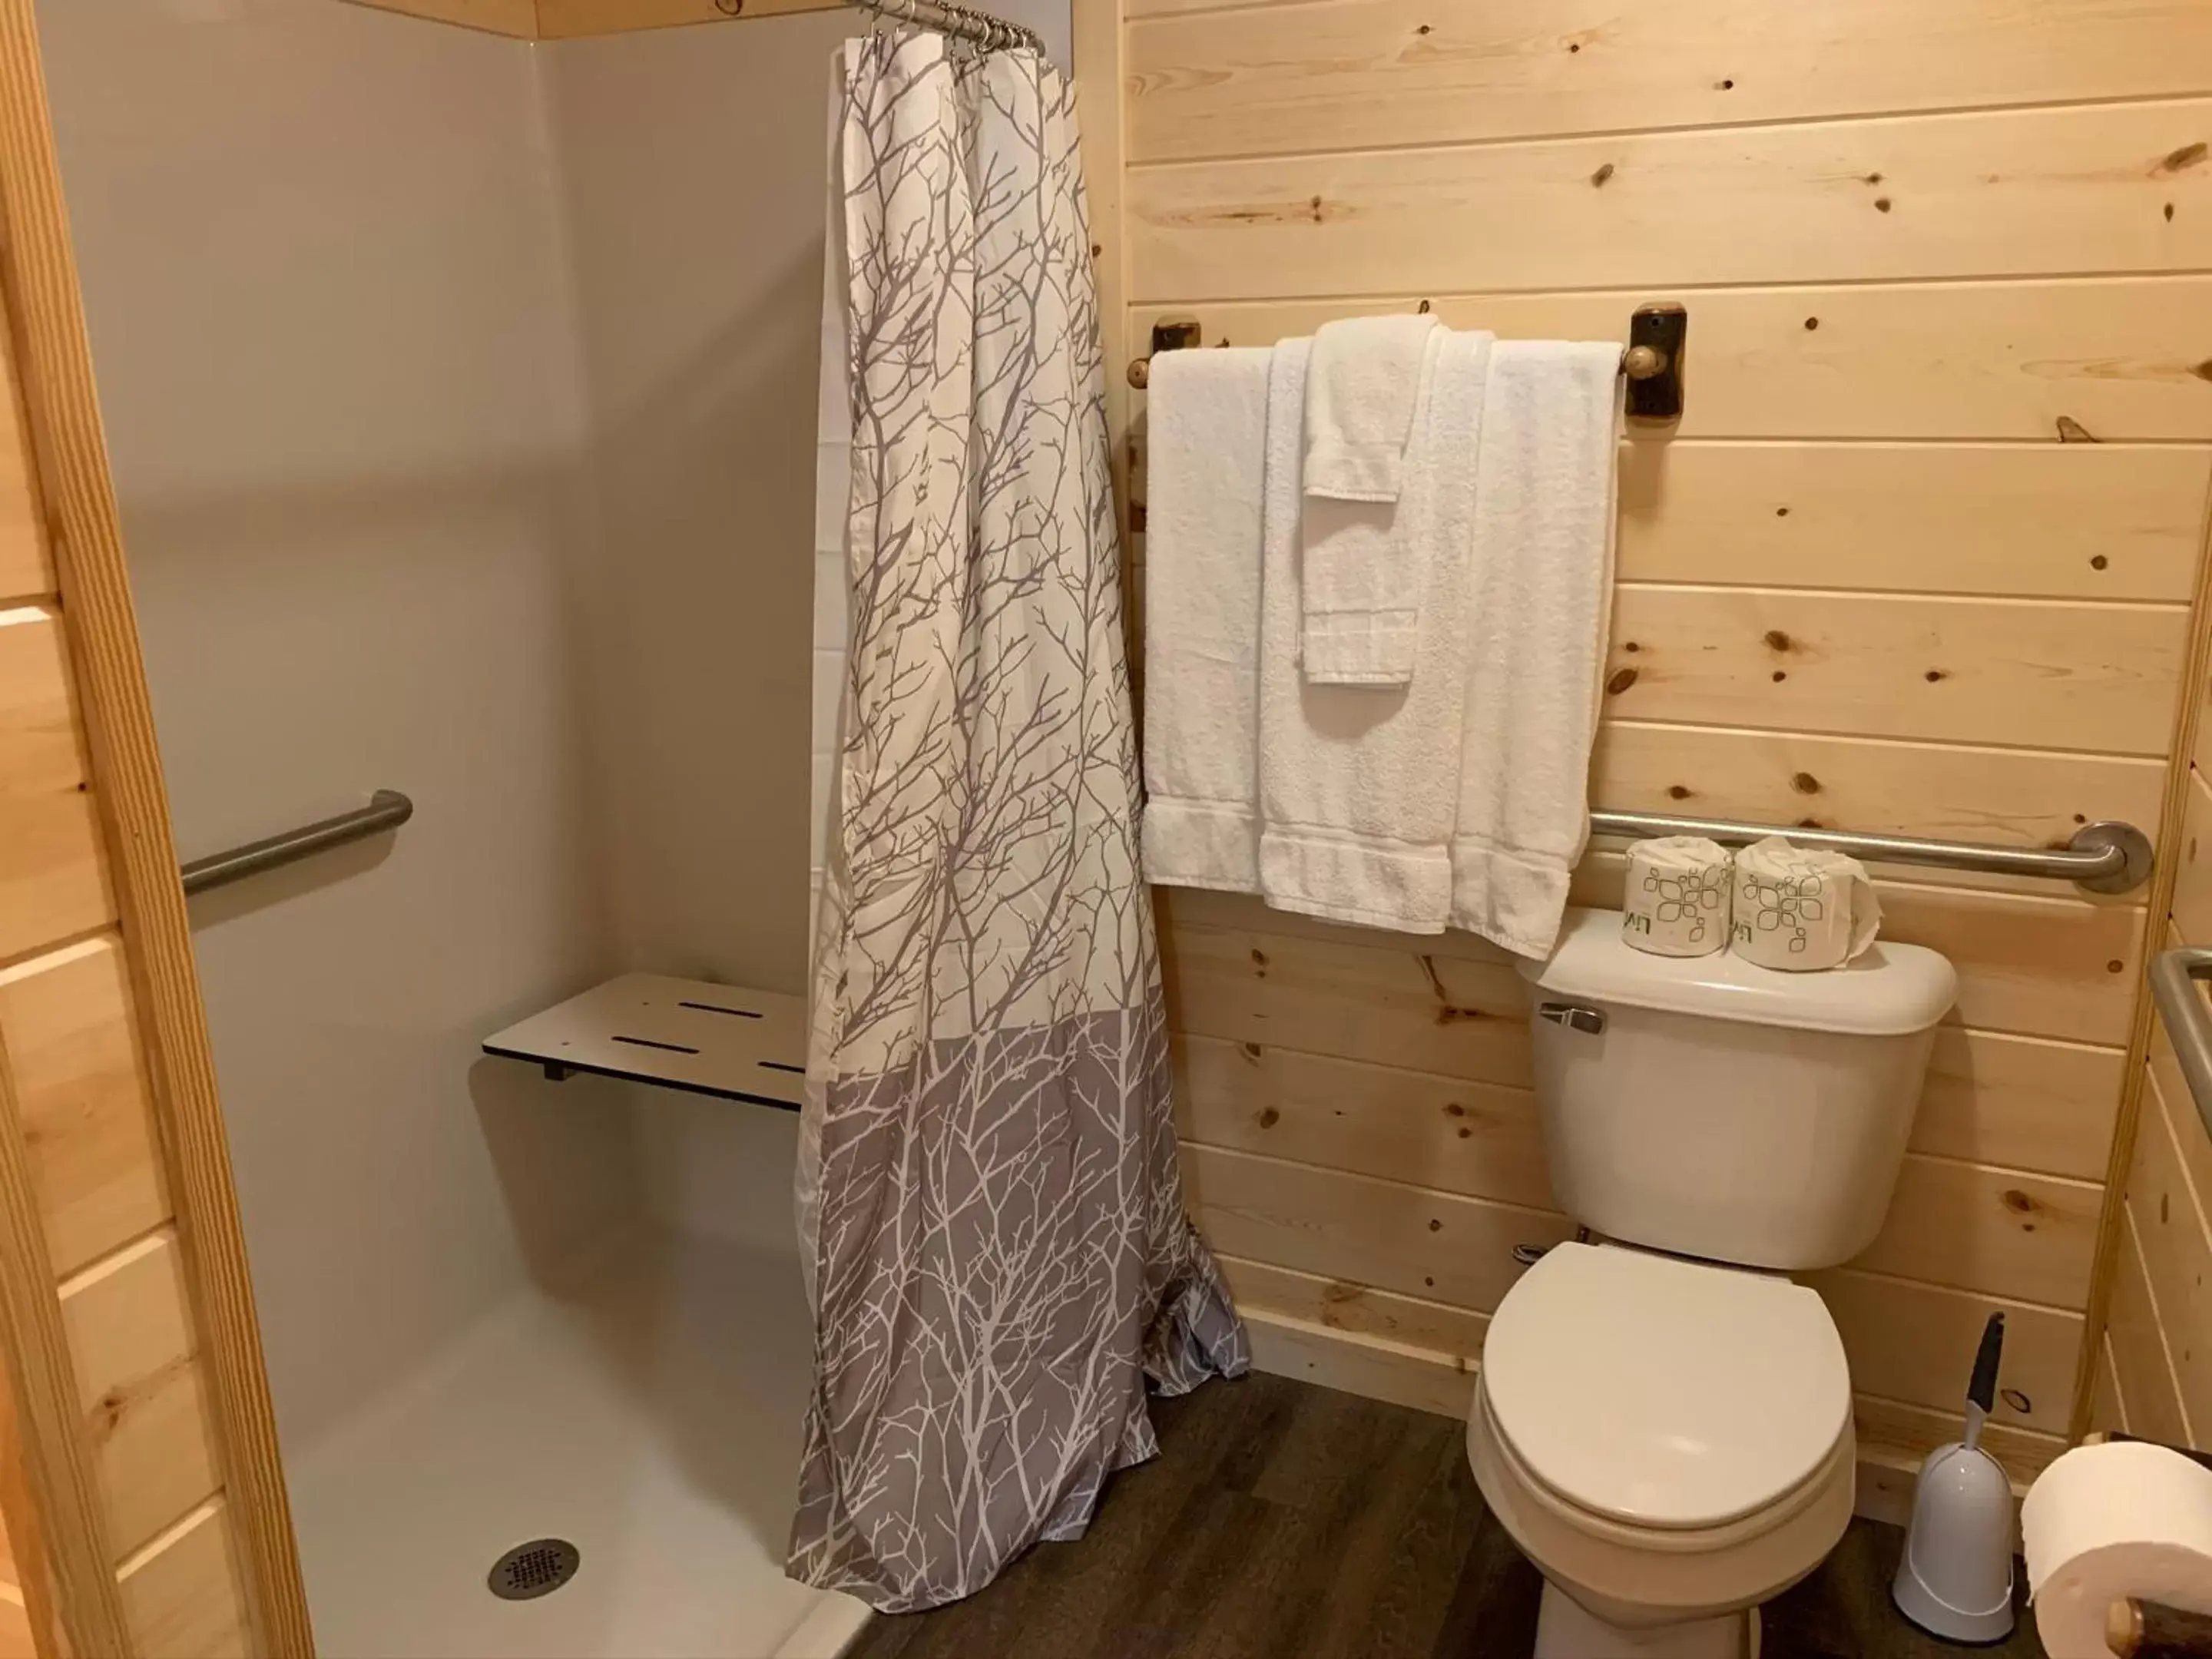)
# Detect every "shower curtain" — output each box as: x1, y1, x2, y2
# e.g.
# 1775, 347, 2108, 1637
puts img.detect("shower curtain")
792, 29, 1249, 1613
